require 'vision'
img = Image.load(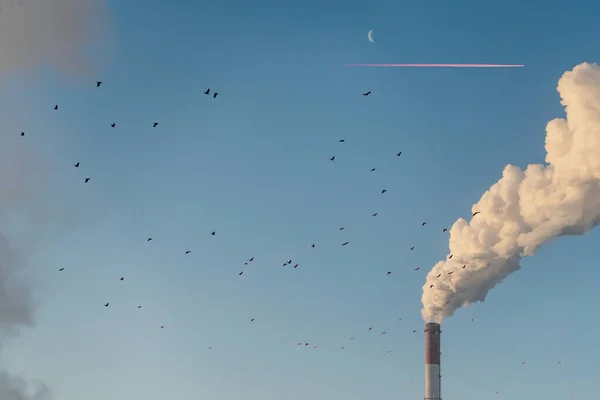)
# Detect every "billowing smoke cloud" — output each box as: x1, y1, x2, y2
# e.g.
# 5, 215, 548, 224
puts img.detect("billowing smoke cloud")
422, 62, 600, 323
0, 0, 112, 79
0, 0, 112, 398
